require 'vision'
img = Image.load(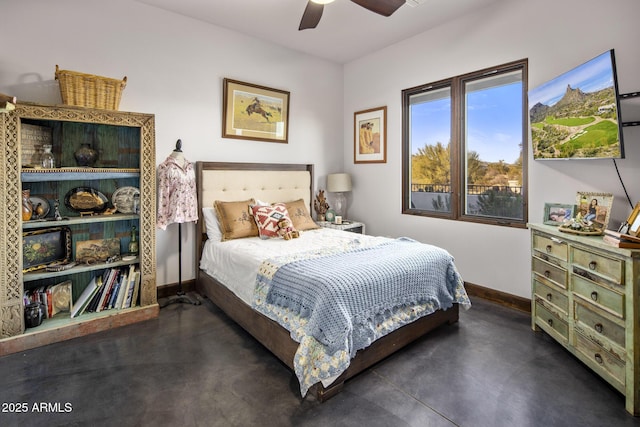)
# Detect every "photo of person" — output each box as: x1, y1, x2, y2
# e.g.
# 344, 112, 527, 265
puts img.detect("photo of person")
575, 192, 613, 231
544, 204, 574, 225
